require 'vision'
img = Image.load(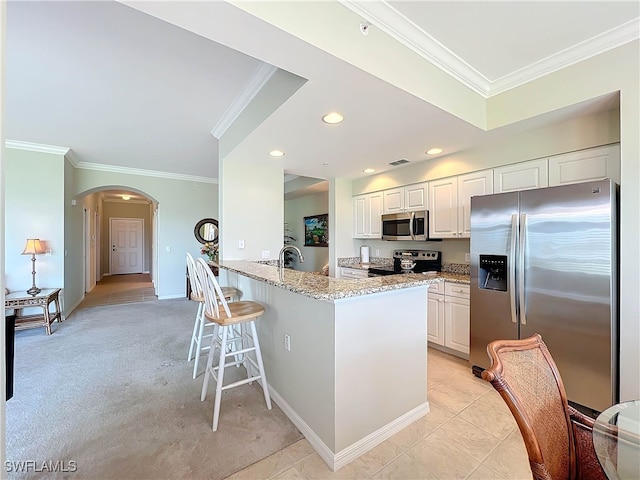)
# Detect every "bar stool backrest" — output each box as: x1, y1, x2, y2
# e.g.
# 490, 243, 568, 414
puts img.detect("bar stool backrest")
186, 253, 204, 298
195, 257, 232, 321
